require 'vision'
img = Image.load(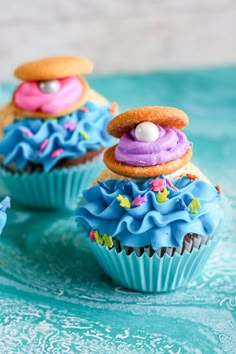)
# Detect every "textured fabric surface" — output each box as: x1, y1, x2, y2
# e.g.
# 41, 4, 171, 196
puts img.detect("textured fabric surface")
0, 66, 235, 352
